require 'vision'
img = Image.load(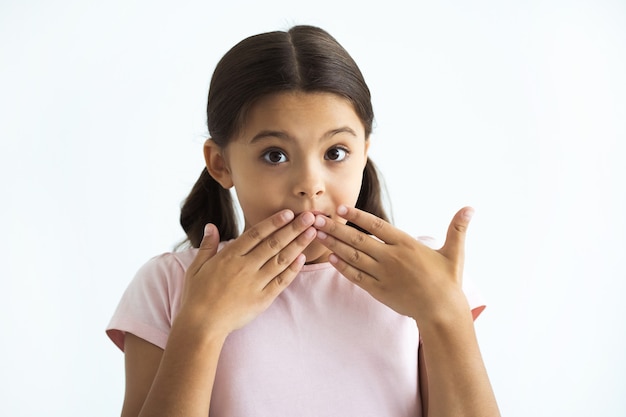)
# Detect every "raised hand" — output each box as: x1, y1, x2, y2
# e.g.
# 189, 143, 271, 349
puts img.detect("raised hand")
179, 209, 317, 336
313, 205, 474, 326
